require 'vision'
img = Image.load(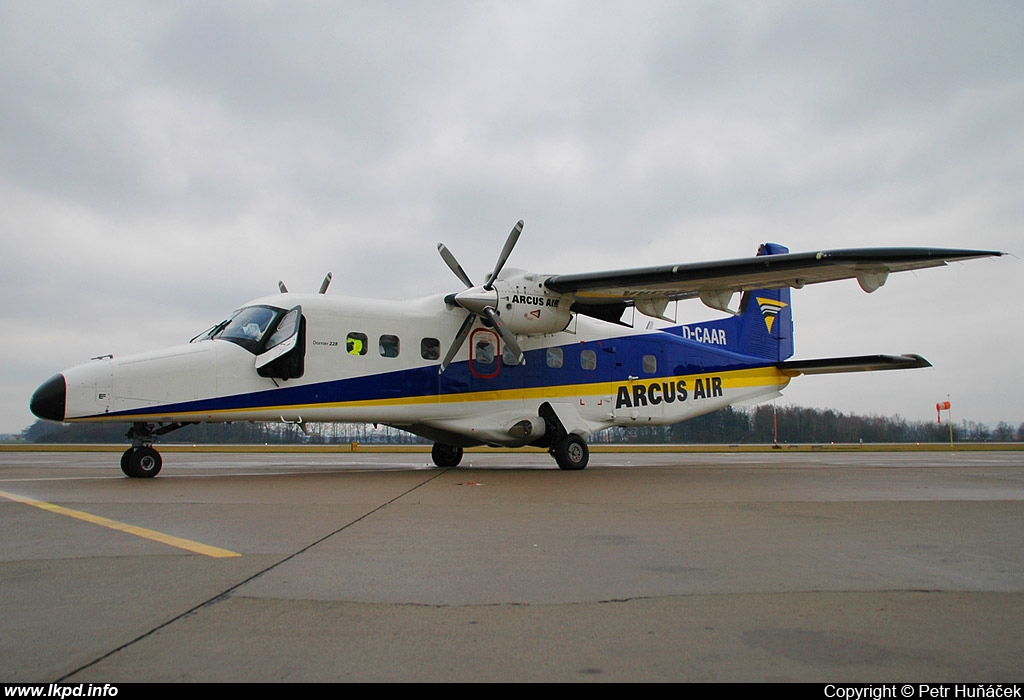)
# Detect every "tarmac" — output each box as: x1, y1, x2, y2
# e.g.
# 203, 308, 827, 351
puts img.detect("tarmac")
1, 448, 1022, 682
